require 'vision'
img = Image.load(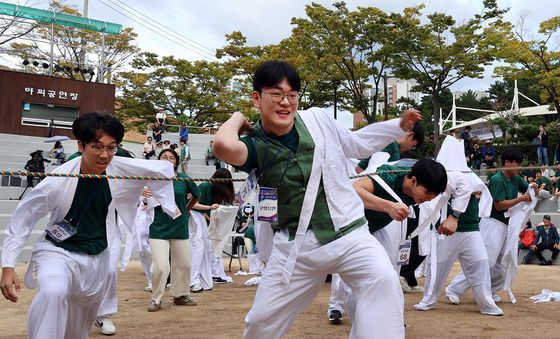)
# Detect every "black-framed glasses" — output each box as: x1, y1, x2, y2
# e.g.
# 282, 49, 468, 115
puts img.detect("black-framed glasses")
89, 144, 118, 155
262, 91, 299, 104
